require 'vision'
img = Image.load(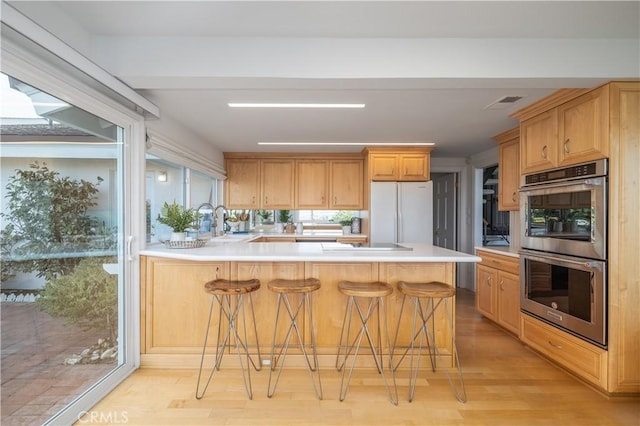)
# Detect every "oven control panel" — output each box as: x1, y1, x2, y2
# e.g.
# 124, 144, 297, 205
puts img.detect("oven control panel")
522, 159, 607, 187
